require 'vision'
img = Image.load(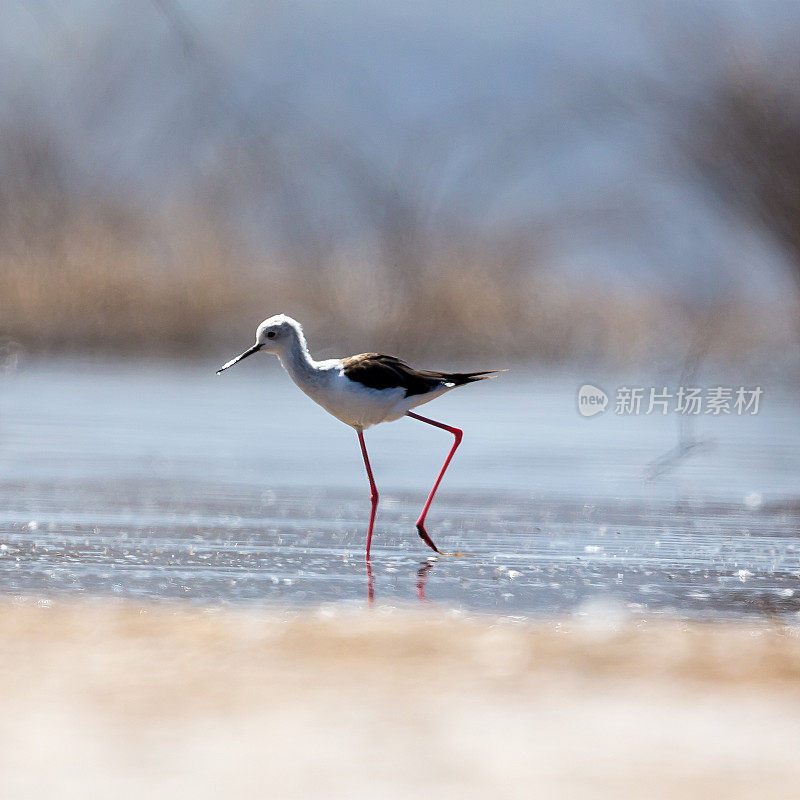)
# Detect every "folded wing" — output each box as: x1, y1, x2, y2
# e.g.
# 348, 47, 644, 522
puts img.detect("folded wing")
341, 353, 502, 397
